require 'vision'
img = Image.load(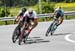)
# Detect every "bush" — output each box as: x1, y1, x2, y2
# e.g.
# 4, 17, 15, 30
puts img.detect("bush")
0, 7, 10, 17
41, 2, 54, 13
32, 2, 54, 14
64, 0, 75, 3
